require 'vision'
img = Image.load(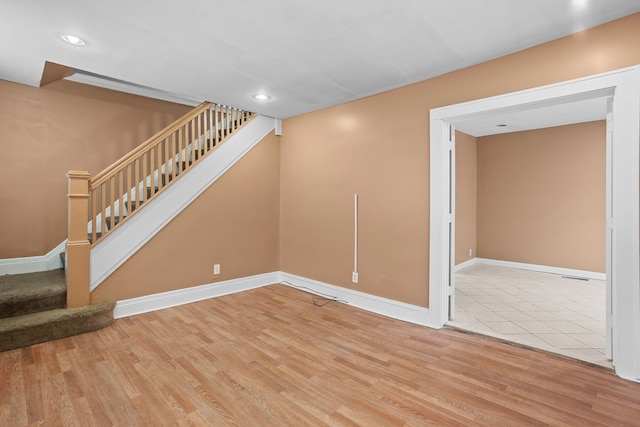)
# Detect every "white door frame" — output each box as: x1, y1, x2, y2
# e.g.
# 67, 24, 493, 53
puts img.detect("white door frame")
448, 124, 456, 320
429, 66, 640, 382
